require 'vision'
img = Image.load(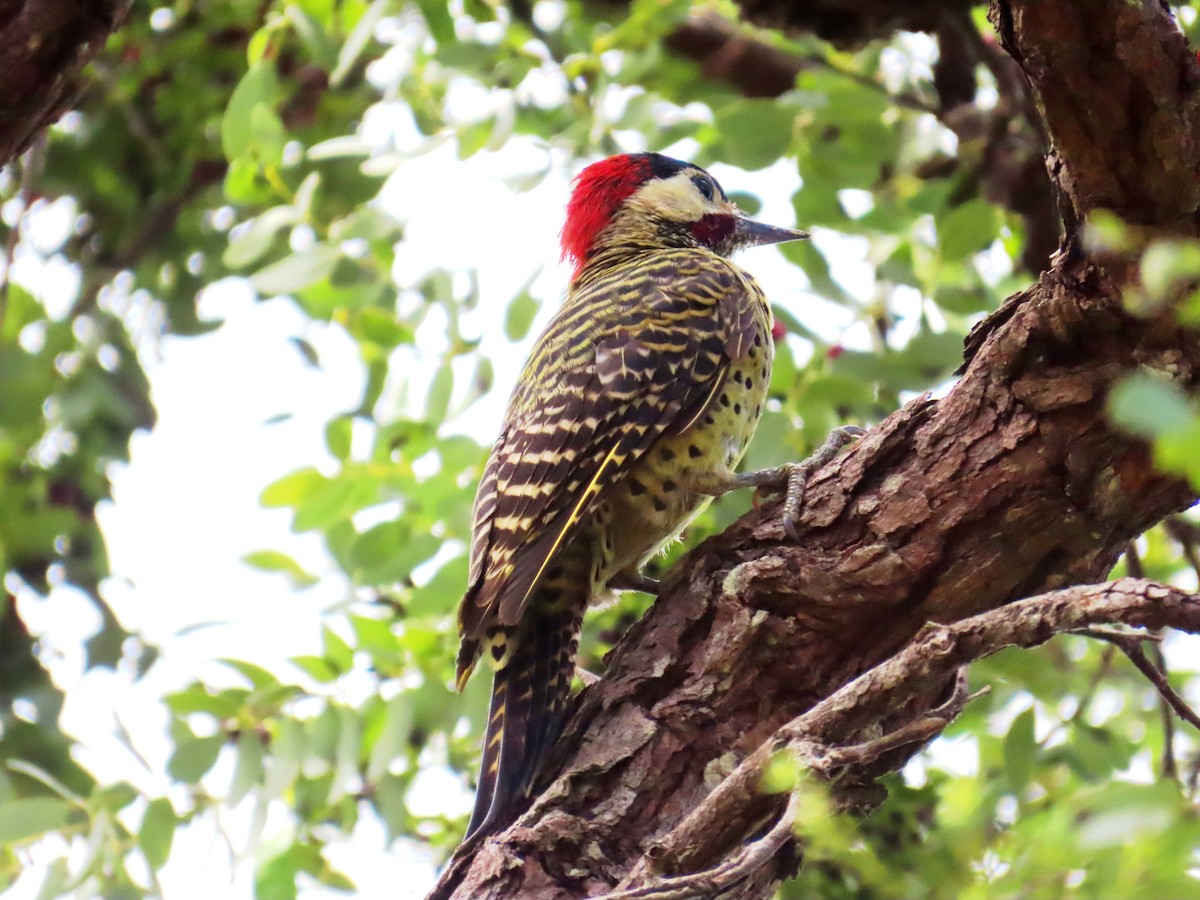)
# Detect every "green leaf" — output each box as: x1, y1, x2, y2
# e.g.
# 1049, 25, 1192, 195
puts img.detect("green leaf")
138, 798, 177, 870
0, 798, 72, 844
222, 63, 280, 161
351, 307, 413, 348
0, 283, 43, 341
1151, 419, 1200, 486
291, 655, 340, 682
261, 468, 326, 508
167, 734, 225, 784
503, 290, 540, 341
935, 285, 991, 315
716, 101, 796, 170
427, 363, 454, 424
92, 781, 138, 813
1084, 209, 1132, 252
331, 0, 387, 86
367, 692, 413, 783
224, 206, 299, 269
761, 749, 800, 794
349, 614, 399, 654
325, 417, 353, 461
263, 719, 305, 800
230, 733, 266, 806
219, 659, 281, 690
251, 245, 340, 295
224, 155, 271, 204
1108, 373, 1194, 438
291, 473, 377, 532
256, 847, 300, 900
242, 550, 319, 588
938, 199, 1000, 262
1002, 707, 1036, 791
1140, 239, 1200, 300
307, 135, 372, 160
417, 0, 456, 42
330, 207, 403, 242
322, 625, 354, 673
248, 104, 288, 165
373, 776, 410, 841
287, 7, 338, 71
165, 686, 246, 718
32, 858, 70, 900
457, 119, 492, 159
